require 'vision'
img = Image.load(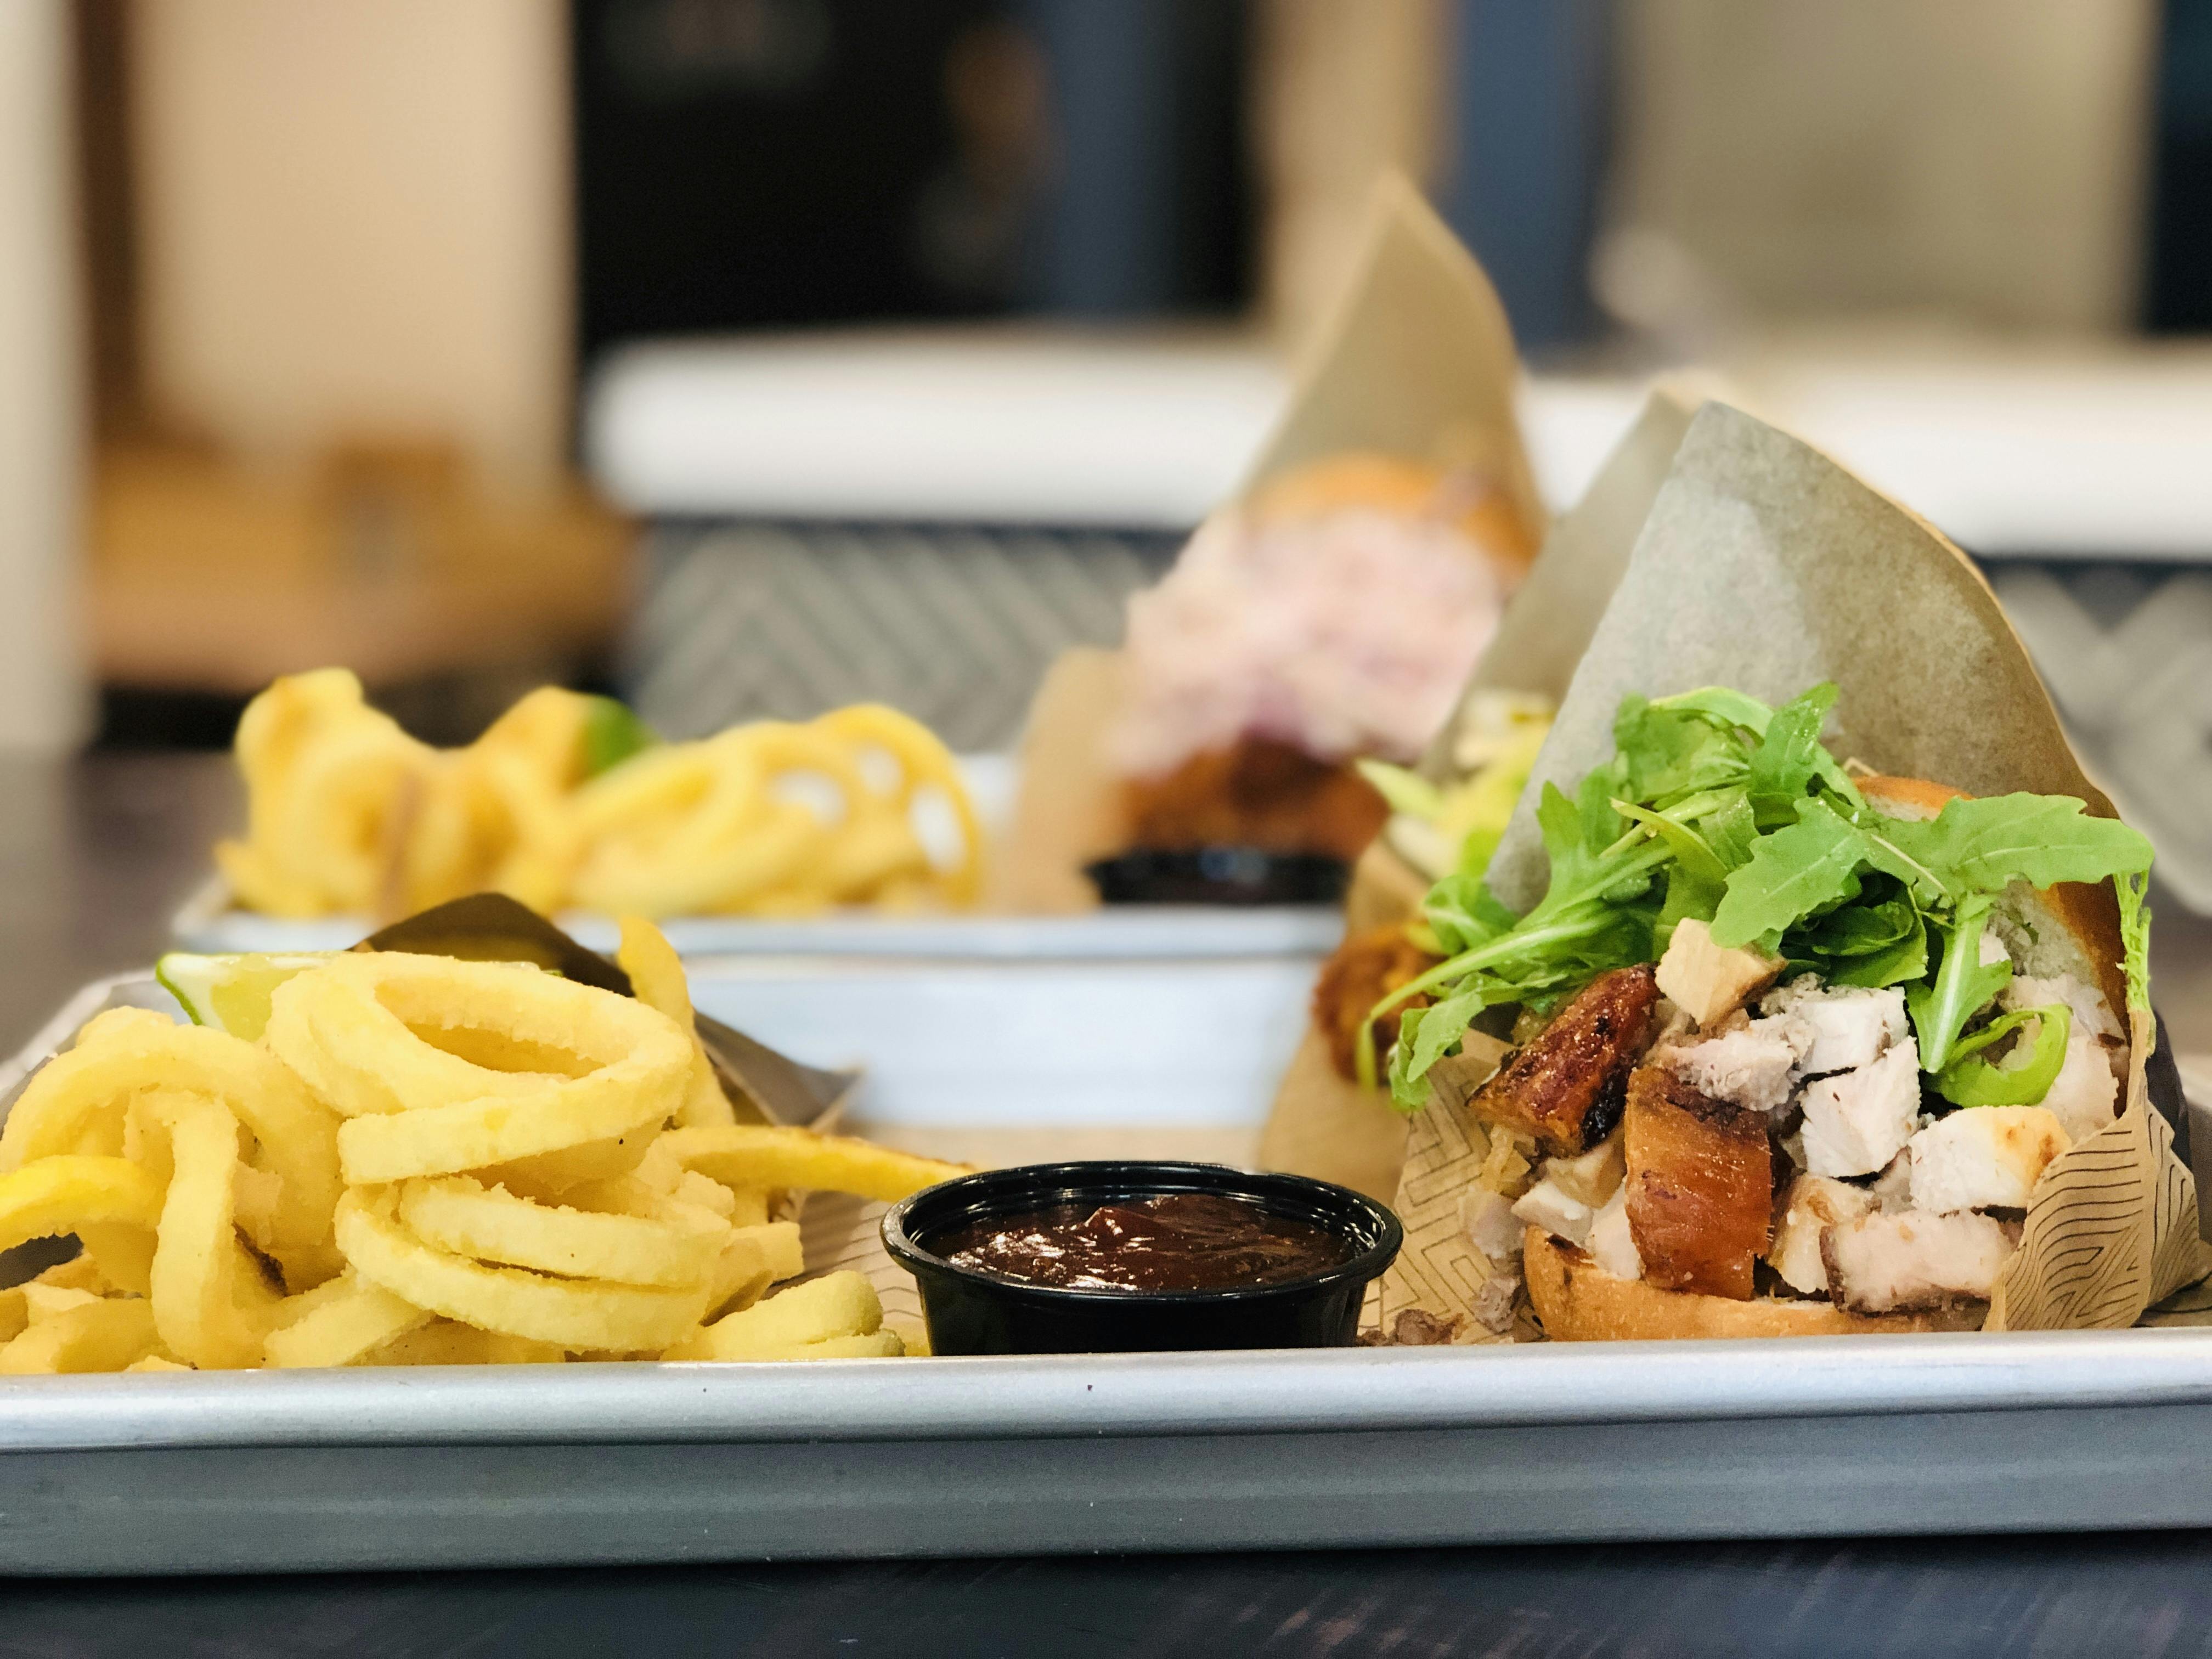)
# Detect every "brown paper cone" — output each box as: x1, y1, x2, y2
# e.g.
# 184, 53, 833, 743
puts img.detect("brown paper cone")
1243, 172, 1543, 541
1260, 391, 1697, 1202
1255, 1028, 1408, 1205
1393, 399, 2206, 1337
997, 176, 1537, 913
989, 647, 1125, 913
1417, 387, 1699, 782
